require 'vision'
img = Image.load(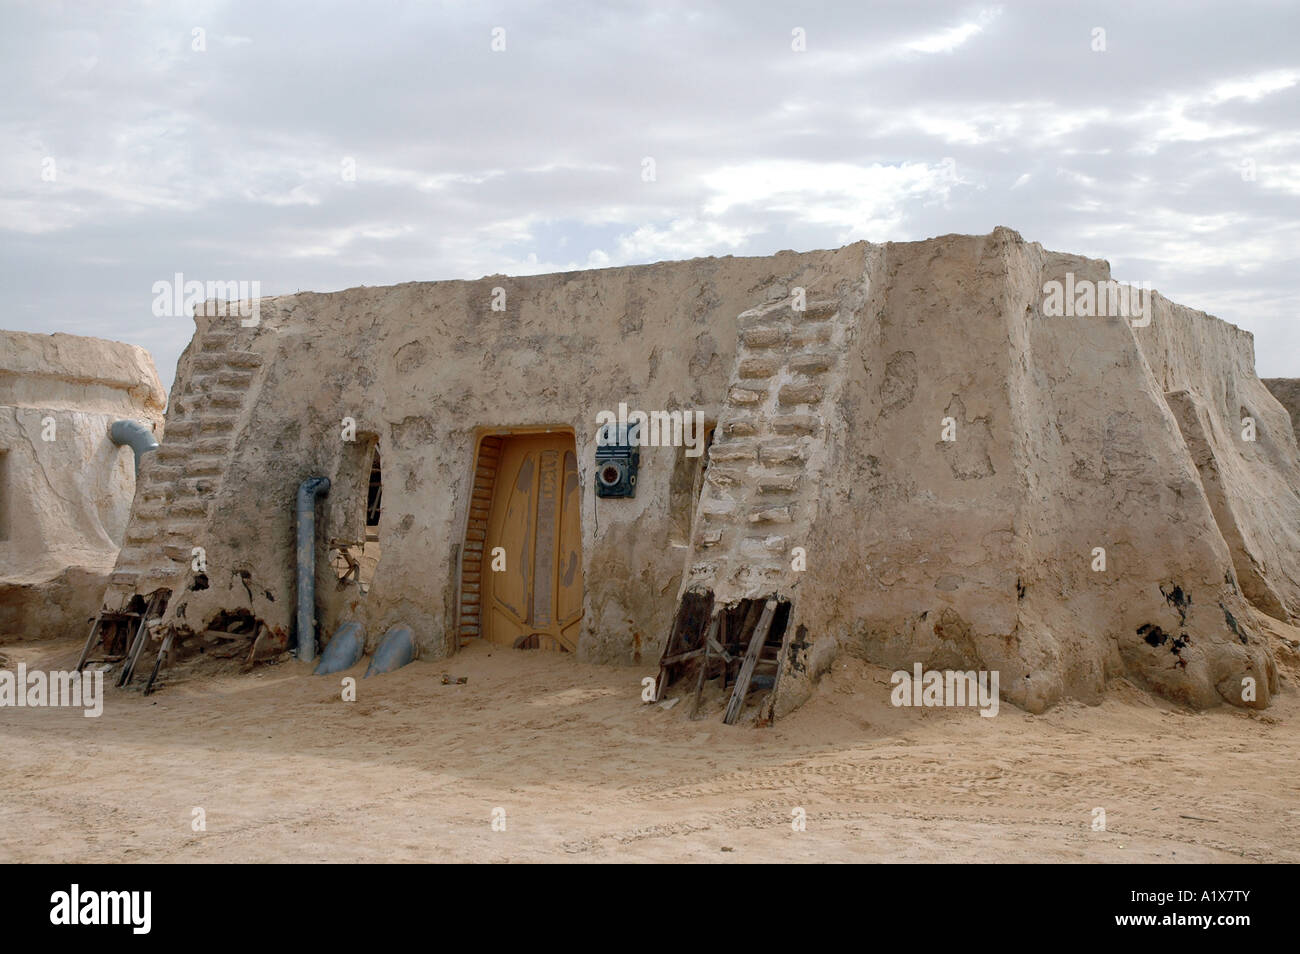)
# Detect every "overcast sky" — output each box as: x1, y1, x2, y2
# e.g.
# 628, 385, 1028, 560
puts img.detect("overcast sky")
3, 0, 1298, 391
